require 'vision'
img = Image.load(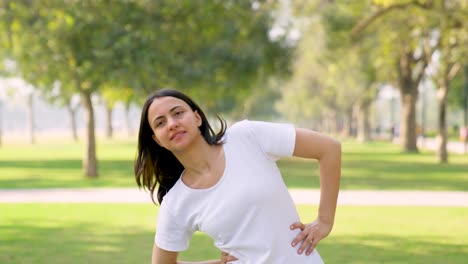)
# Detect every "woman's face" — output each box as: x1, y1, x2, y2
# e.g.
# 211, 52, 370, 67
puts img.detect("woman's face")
147, 96, 202, 152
